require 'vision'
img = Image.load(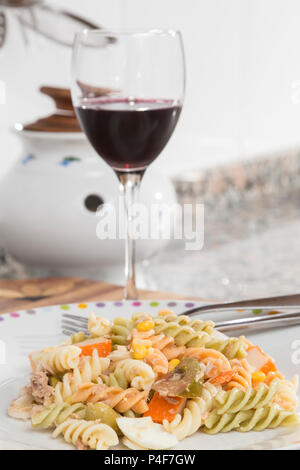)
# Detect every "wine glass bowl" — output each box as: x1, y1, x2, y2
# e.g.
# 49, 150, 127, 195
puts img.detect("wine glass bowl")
71, 29, 185, 298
